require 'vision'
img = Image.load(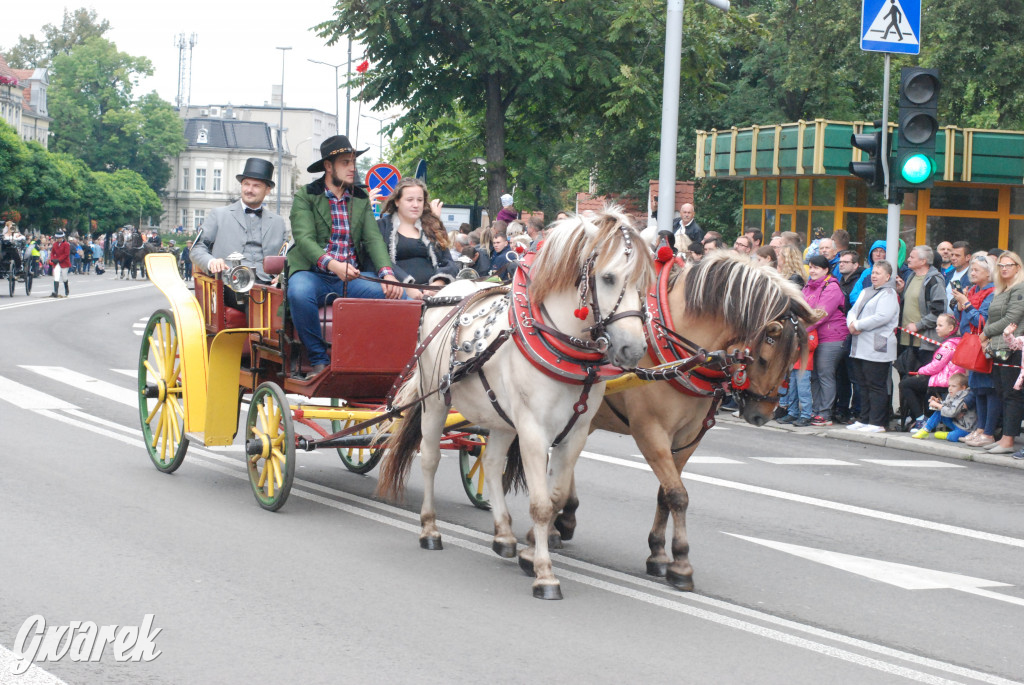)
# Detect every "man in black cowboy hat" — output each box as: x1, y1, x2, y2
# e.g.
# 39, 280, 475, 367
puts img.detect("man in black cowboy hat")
190, 157, 286, 287
287, 134, 403, 376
